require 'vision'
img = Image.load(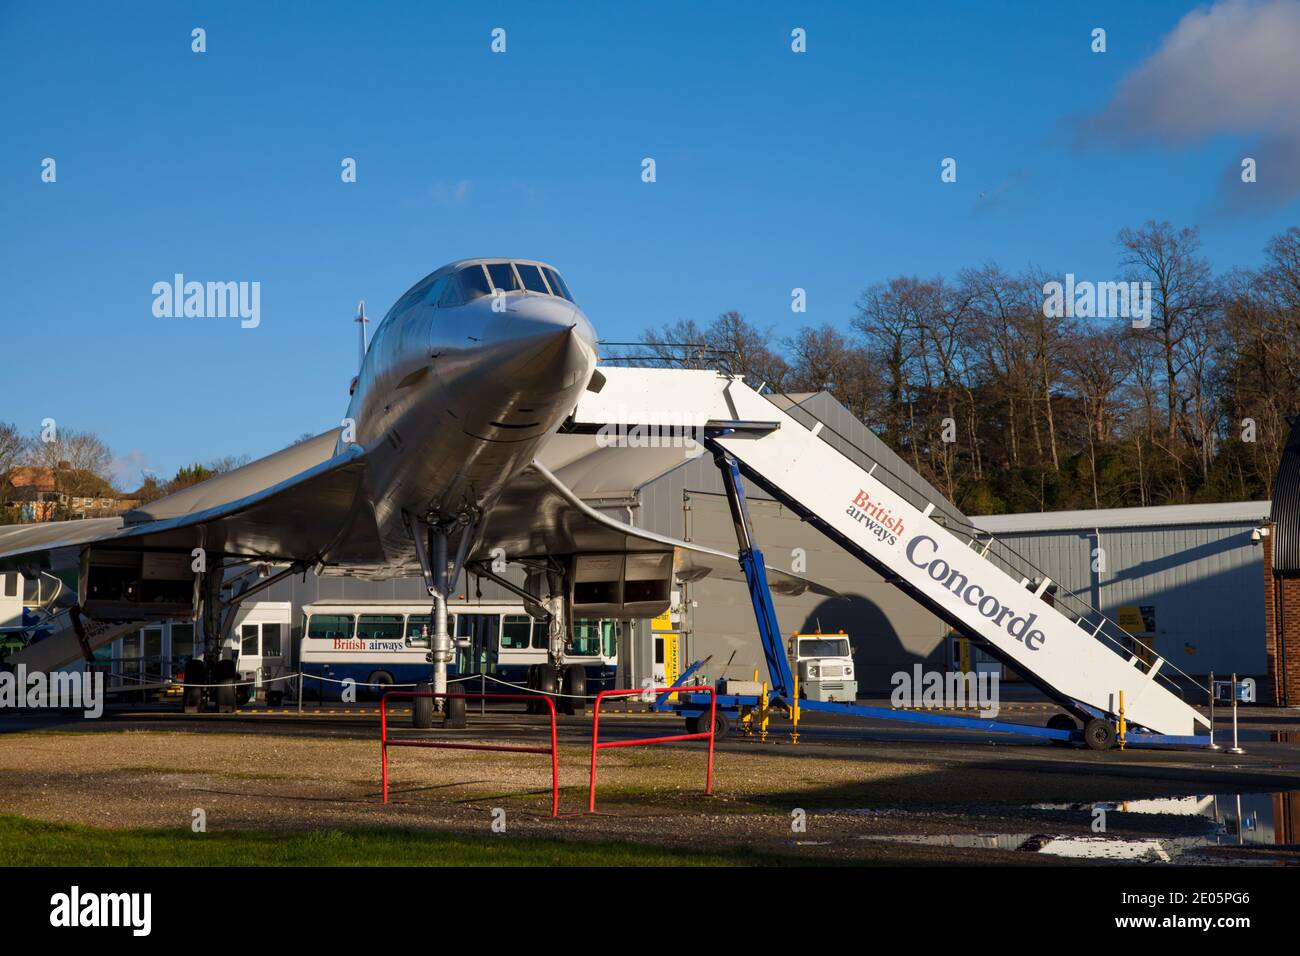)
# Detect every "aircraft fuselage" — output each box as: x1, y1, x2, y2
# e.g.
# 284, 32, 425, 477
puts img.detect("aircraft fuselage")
340, 259, 597, 567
